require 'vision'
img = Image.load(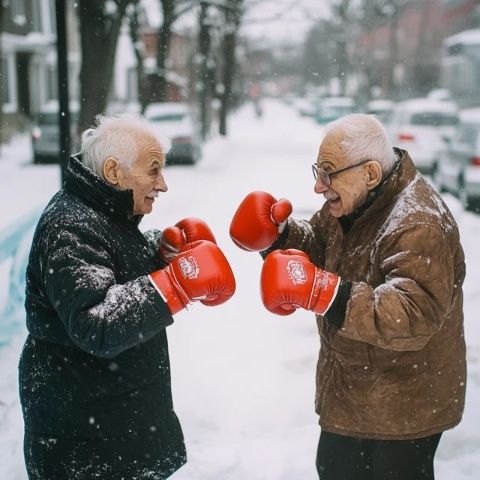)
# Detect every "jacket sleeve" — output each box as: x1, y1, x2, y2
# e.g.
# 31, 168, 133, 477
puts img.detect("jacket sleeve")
338, 223, 457, 351
260, 208, 328, 266
142, 228, 167, 269
41, 226, 173, 358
